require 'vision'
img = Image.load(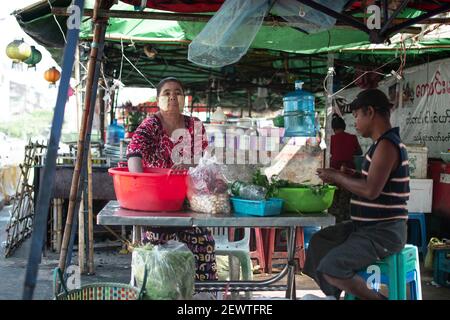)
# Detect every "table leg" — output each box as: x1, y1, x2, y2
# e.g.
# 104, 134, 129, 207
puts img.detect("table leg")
285, 226, 297, 300
132, 225, 142, 244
